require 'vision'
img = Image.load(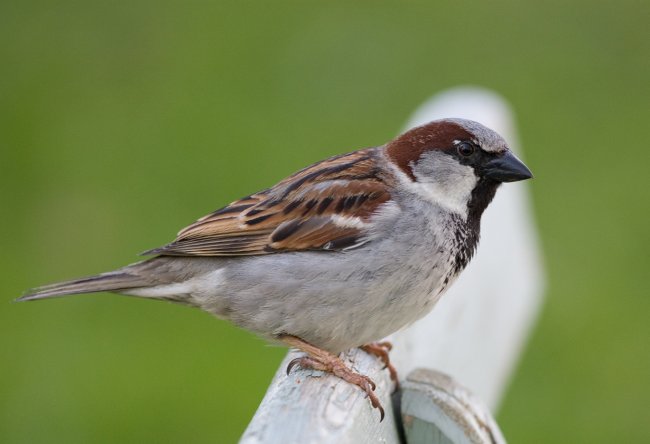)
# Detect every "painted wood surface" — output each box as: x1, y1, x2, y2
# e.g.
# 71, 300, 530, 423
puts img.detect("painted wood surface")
240, 348, 400, 444
401, 369, 506, 444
